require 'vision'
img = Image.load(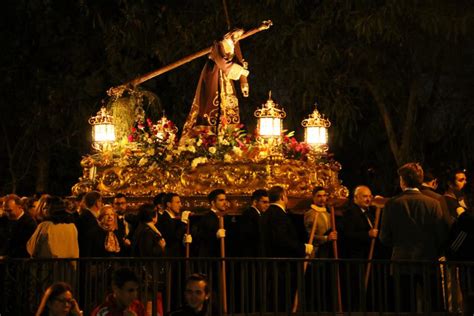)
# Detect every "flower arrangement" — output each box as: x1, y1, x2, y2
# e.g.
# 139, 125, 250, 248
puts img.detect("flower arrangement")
104, 116, 311, 170
281, 131, 311, 161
